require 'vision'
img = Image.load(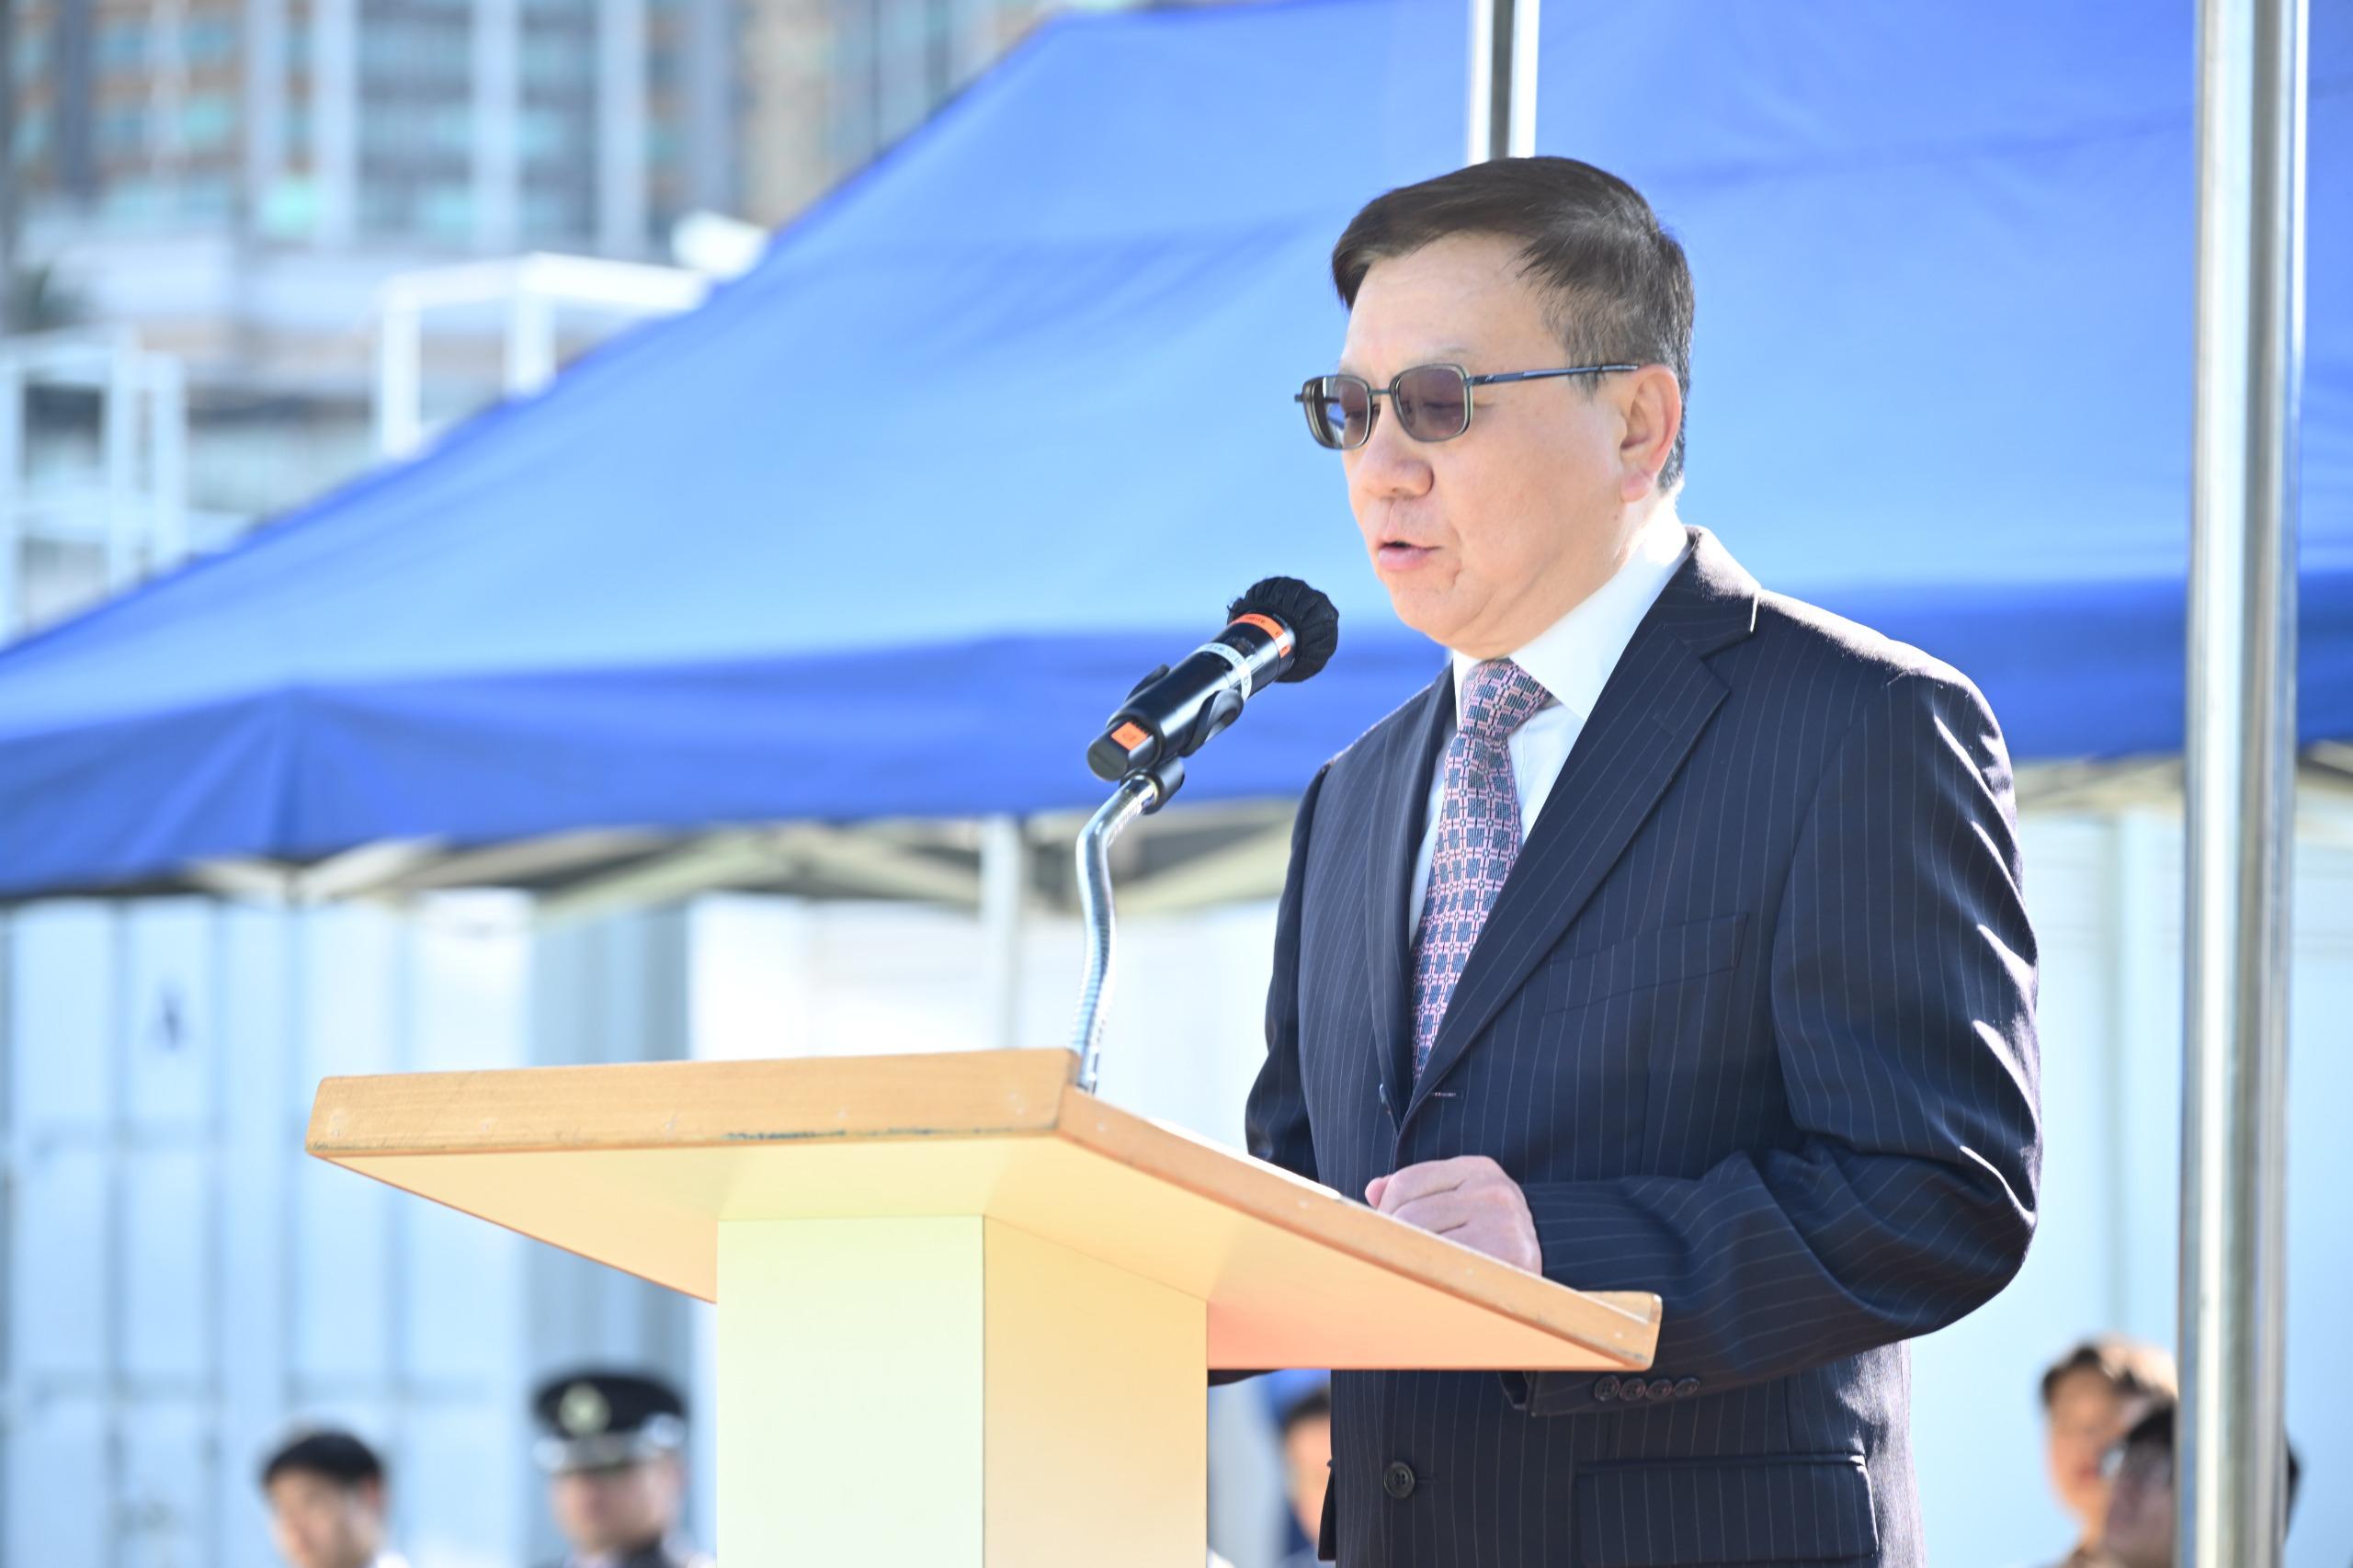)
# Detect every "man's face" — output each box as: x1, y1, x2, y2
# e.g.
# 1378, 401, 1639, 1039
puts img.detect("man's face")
2100, 1437, 2174, 1568
265, 1472, 384, 1568
1281, 1413, 1331, 1544
1339, 233, 1663, 660
2046, 1370, 2151, 1533
550, 1457, 683, 1555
